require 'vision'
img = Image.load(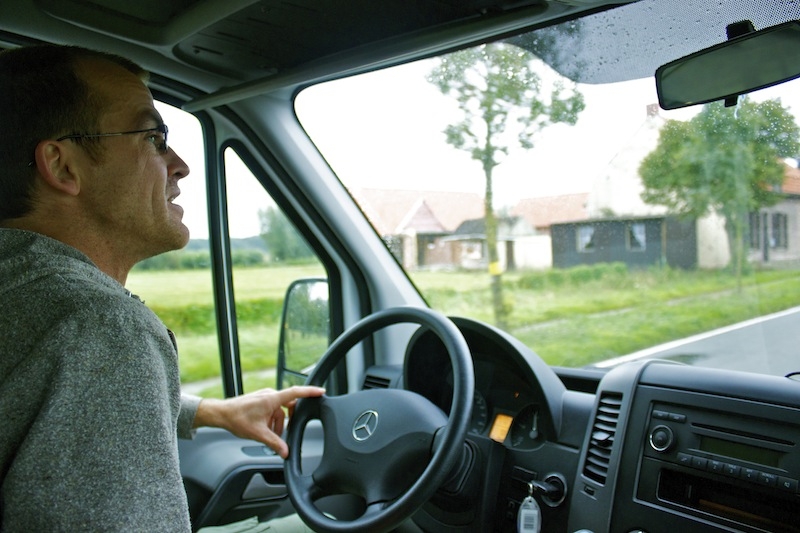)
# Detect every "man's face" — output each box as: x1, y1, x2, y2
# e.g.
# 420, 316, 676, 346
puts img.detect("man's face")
76, 58, 190, 262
